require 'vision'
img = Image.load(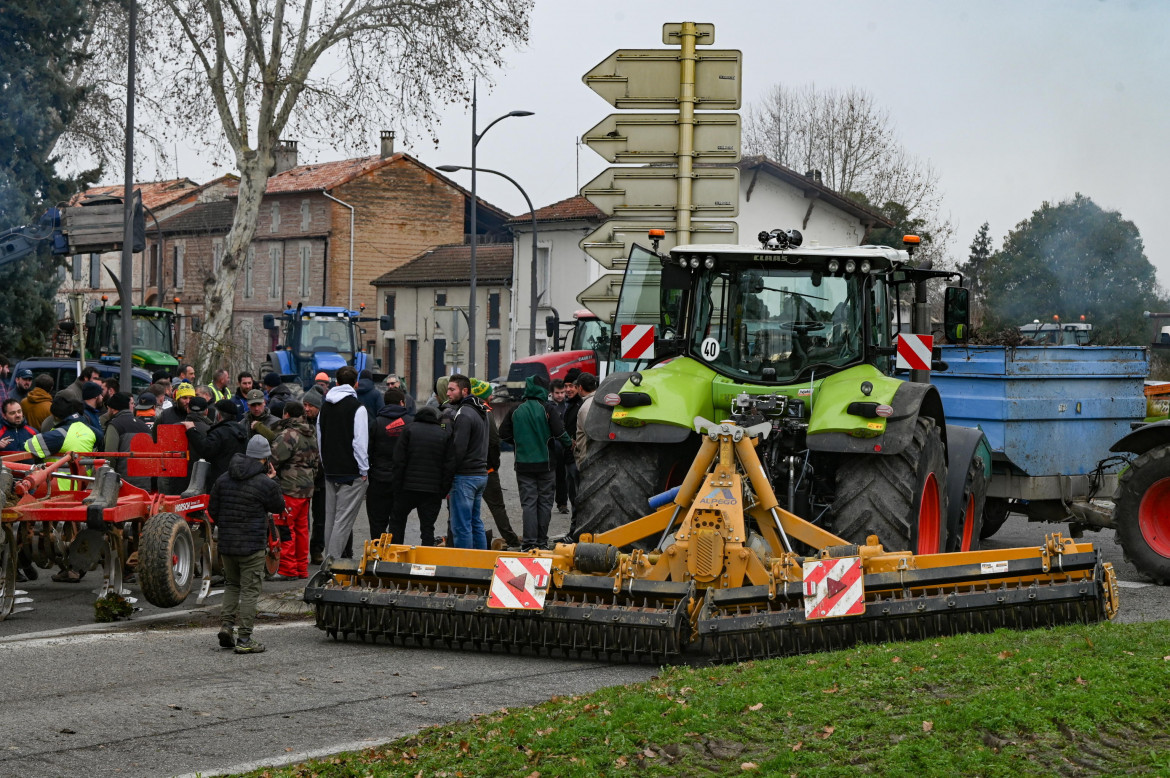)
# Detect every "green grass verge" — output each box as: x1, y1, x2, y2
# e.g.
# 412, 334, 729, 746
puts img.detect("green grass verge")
241, 621, 1170, 778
